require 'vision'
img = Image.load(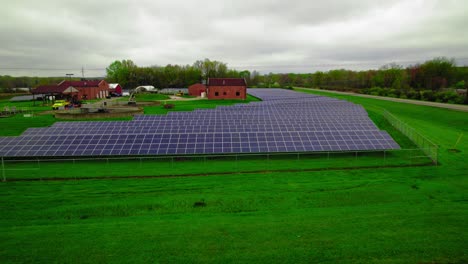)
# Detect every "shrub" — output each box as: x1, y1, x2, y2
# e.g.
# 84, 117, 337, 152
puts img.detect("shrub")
193, 200, 206, 207
367, 87, 386, 96
455, 80, 465, 89
420, 90, 435, 101
388, 89, 401, 98
163, 103, 175, 109
405, 89, 420, 100
271, 82, 281, 88
434, 91, 464, 104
